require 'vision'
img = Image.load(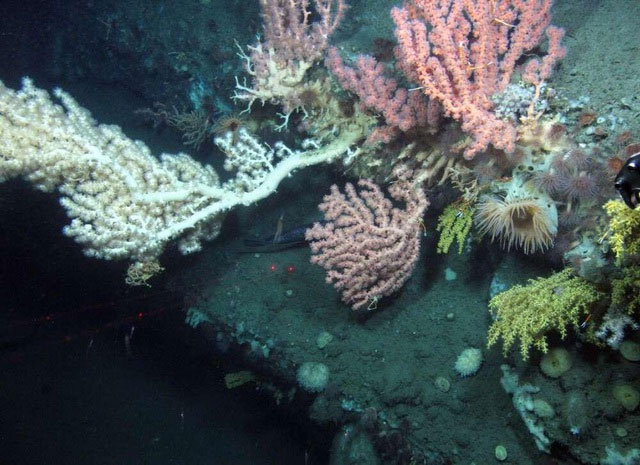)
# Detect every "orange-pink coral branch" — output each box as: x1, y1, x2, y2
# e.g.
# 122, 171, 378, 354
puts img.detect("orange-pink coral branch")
392, 0, 566, 159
